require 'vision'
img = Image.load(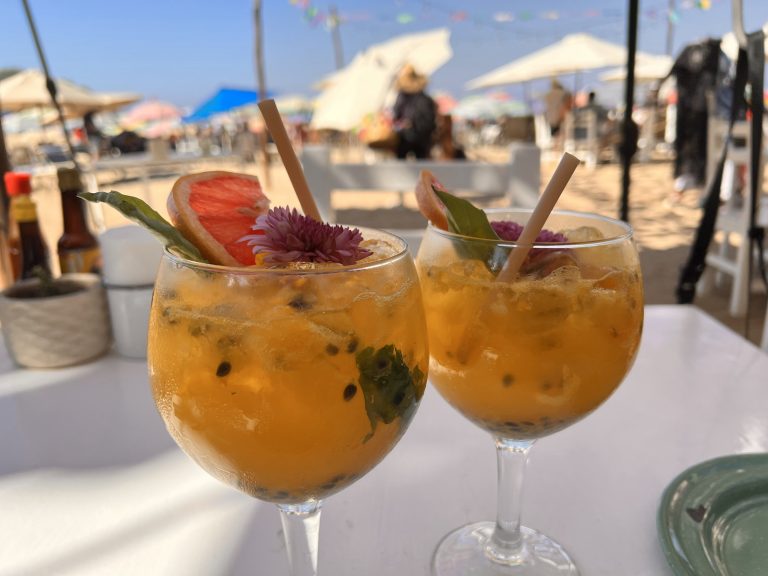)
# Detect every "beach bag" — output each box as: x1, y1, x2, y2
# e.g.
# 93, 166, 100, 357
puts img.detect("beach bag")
361, 114, 398, 150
